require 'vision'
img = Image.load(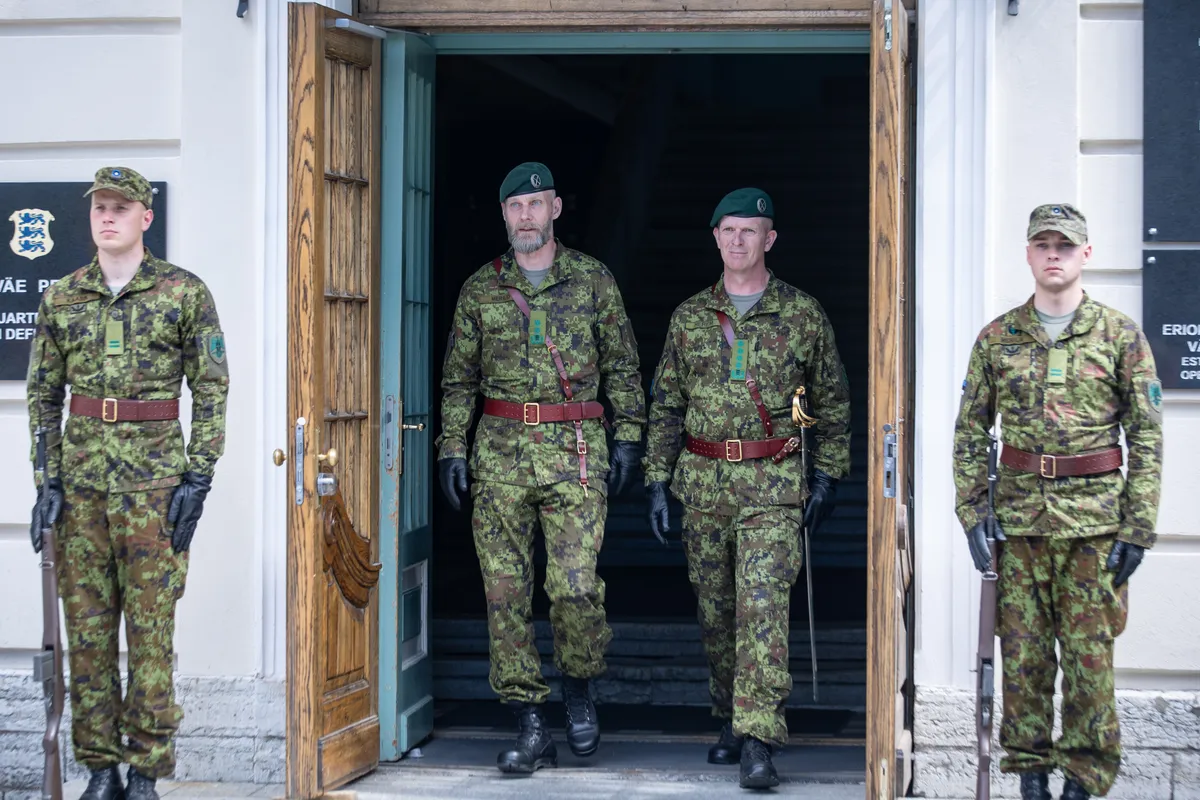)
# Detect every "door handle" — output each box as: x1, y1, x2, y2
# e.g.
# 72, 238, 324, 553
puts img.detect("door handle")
317, 448, 339, 468
402, 423, 425, 431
